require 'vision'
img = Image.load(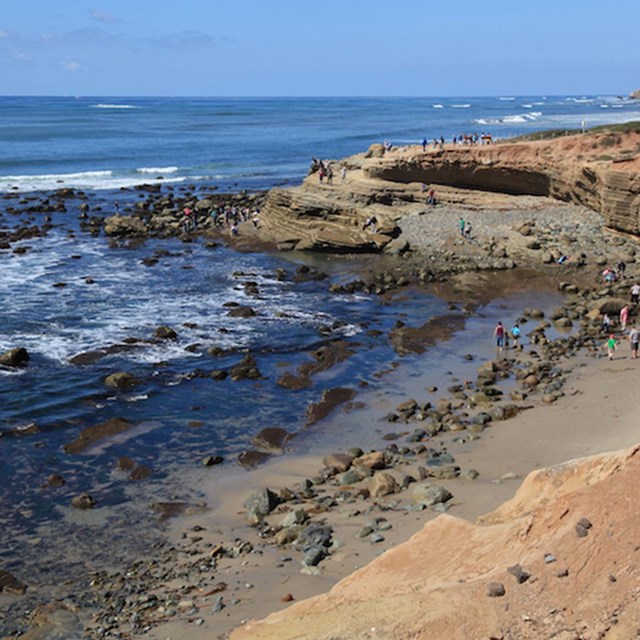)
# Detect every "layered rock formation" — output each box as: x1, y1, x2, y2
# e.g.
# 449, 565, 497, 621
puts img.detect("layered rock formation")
259, 129, 640, 252
230, 444, 640, 639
